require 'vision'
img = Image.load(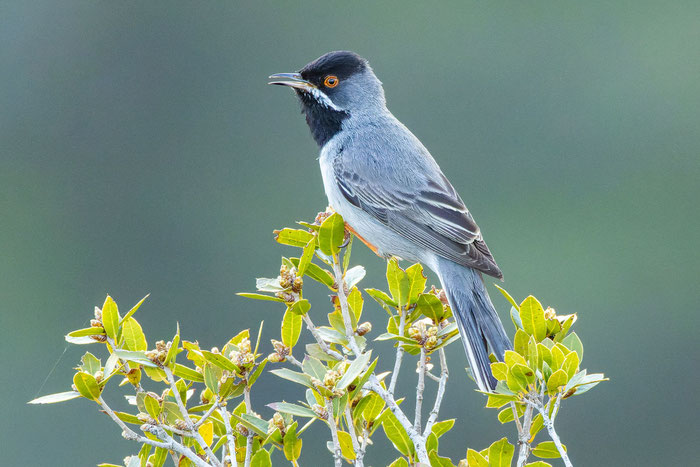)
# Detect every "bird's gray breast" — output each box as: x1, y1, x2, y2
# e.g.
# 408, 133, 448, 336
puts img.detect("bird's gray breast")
318, 132, 437, 268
